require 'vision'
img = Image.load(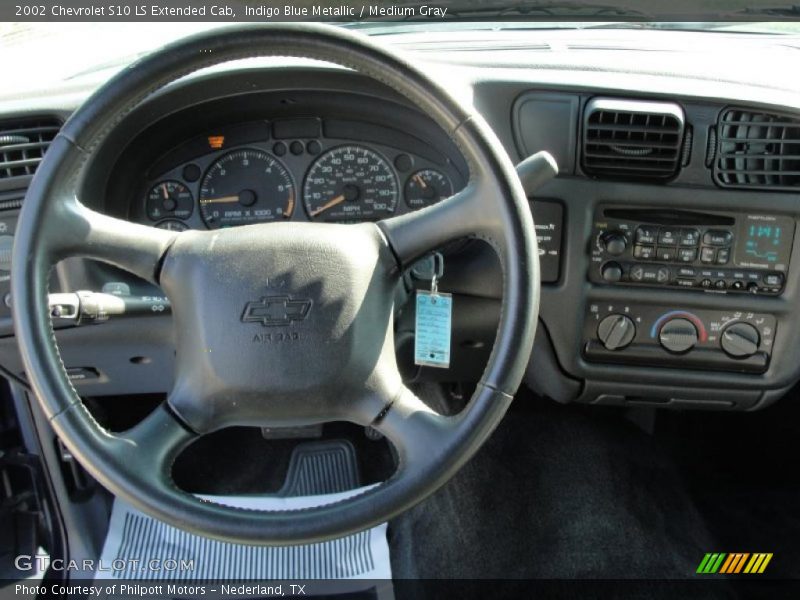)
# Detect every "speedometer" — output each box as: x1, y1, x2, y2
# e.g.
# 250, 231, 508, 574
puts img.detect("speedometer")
199, 149, 295, 229
303, 145, 398, 222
